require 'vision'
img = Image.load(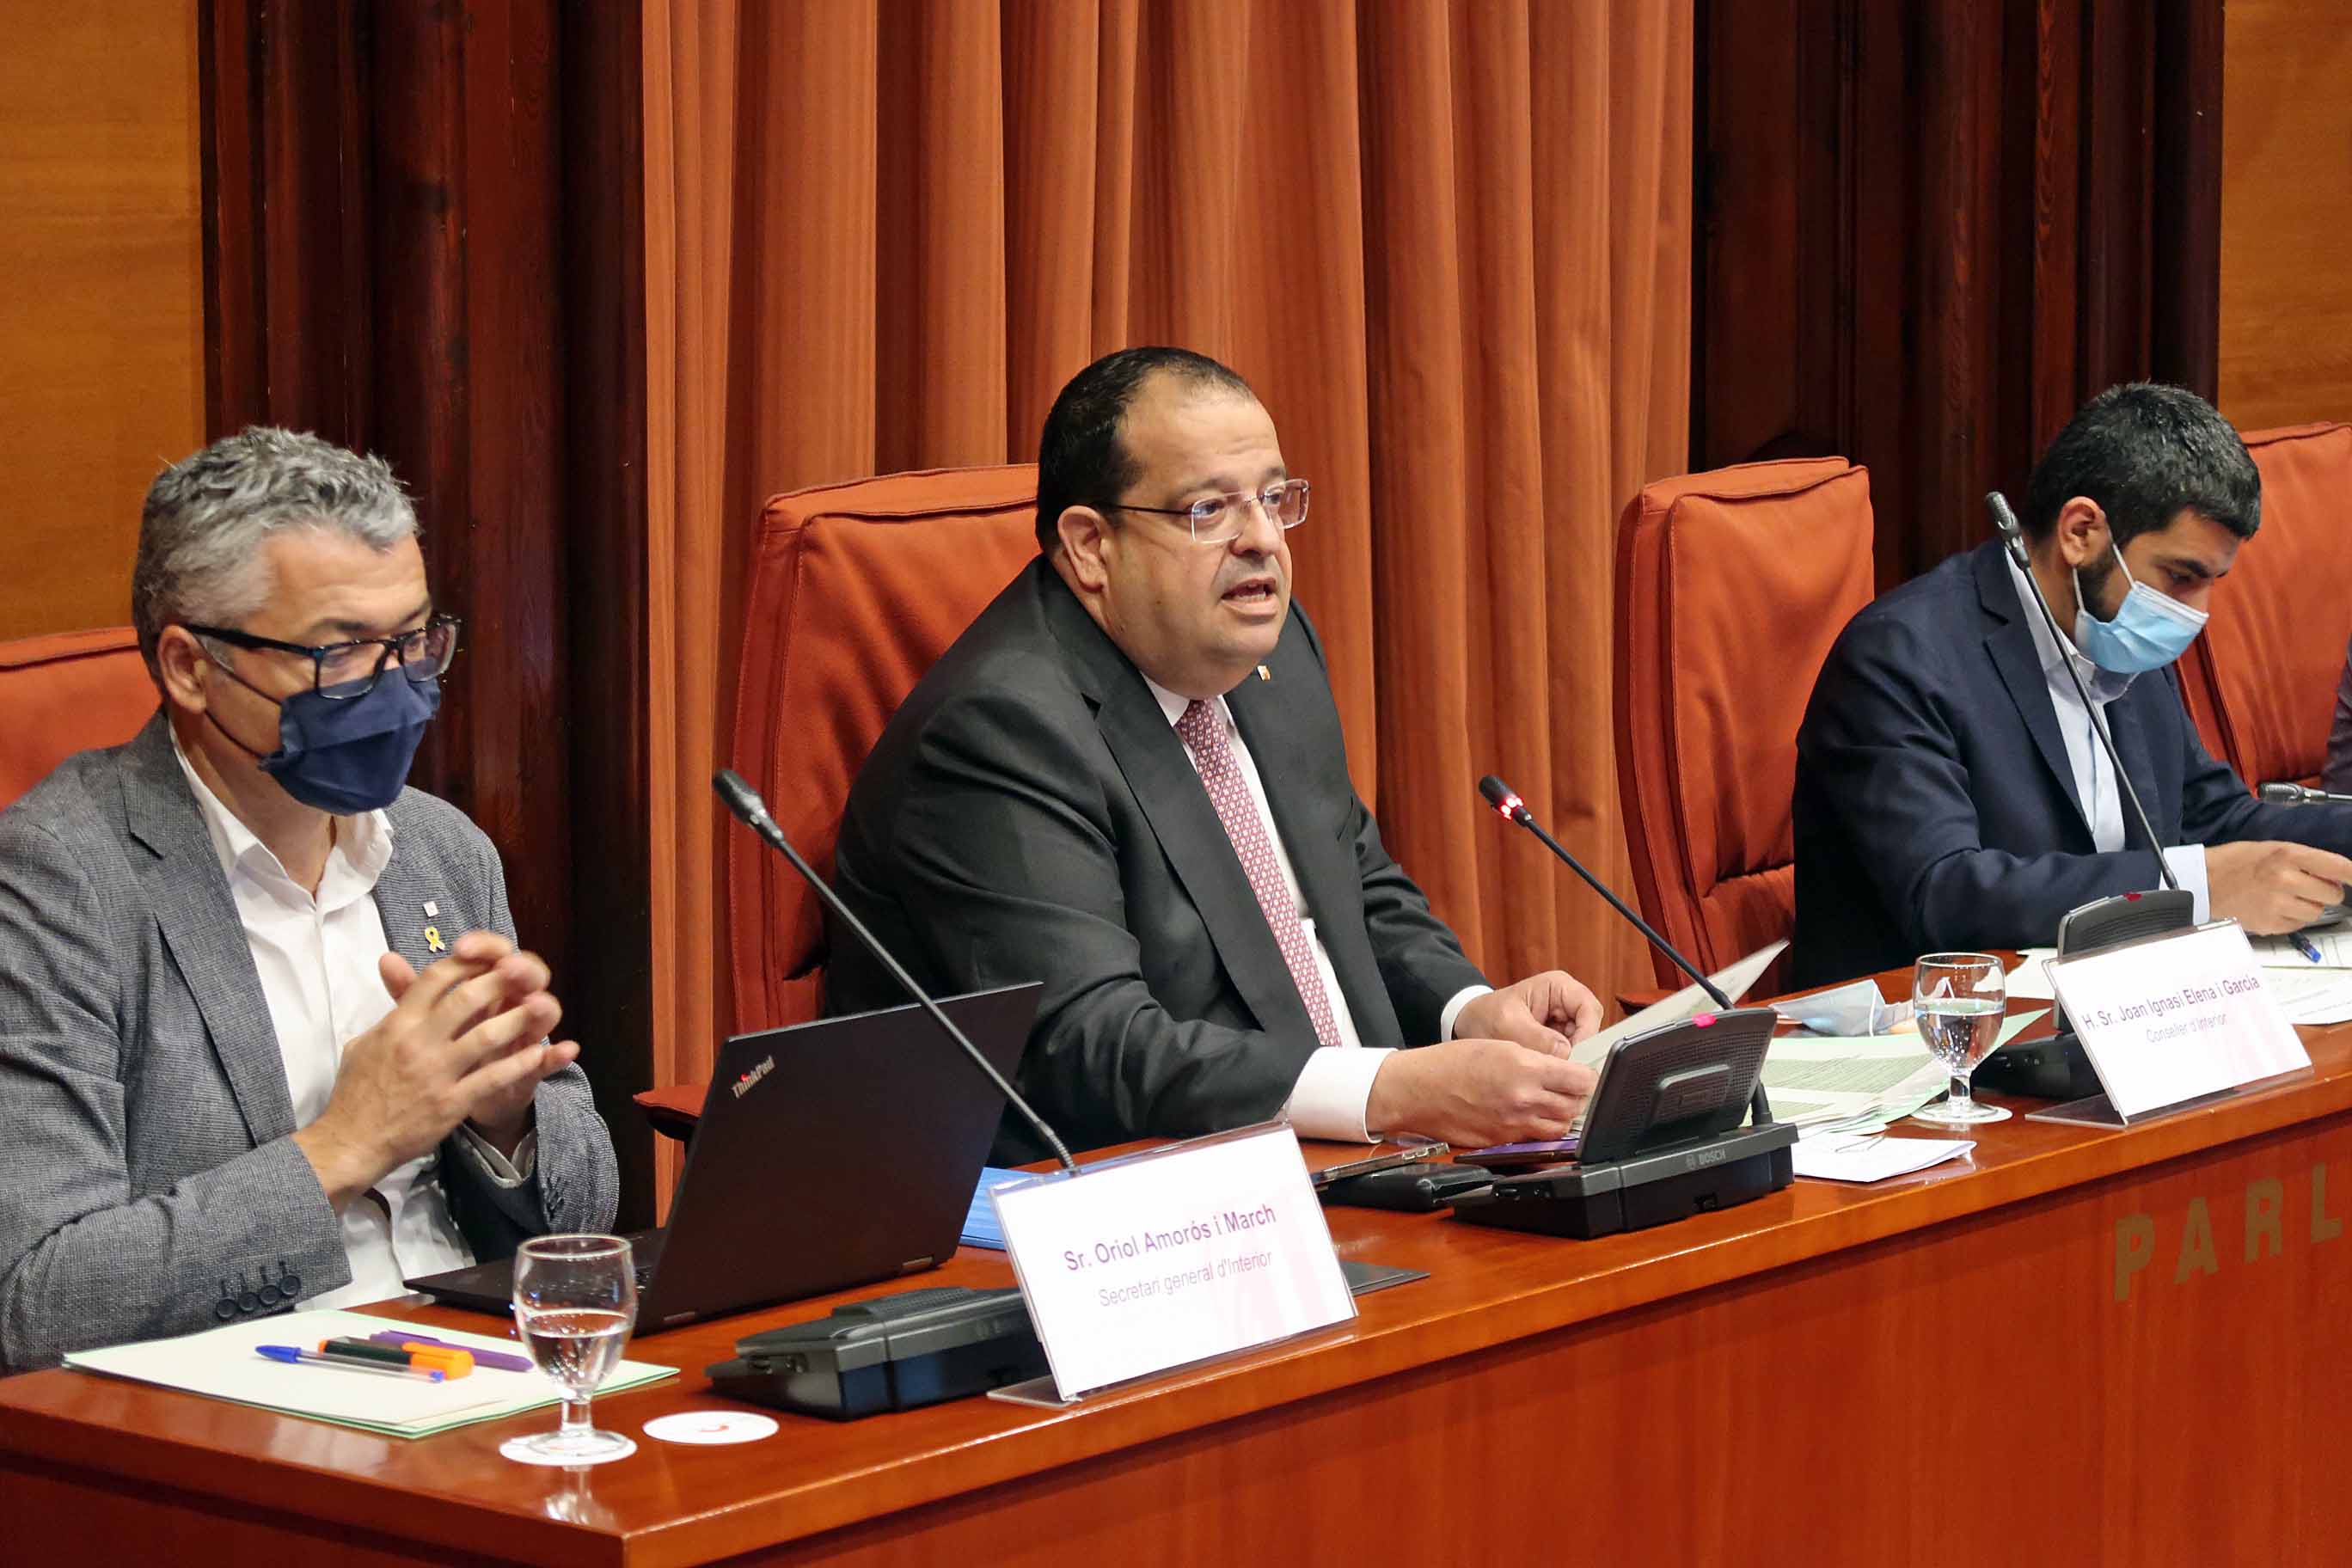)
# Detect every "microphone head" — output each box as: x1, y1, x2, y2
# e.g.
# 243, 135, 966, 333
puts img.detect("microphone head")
1477, 775, 1526, 821
1985, 491, 2033, 568
2260, 781, 2309, 805
712, 768, 768, 827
